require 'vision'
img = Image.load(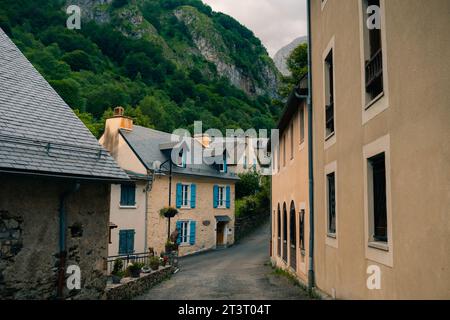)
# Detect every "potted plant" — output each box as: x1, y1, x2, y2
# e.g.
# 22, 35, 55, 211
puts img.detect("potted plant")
111, 259, 124, 284
160, 253, 169, 267
128, 262, 144, 278
149, 256, 160, 271
165, 240, 178, 253
159, 206, 178, 218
